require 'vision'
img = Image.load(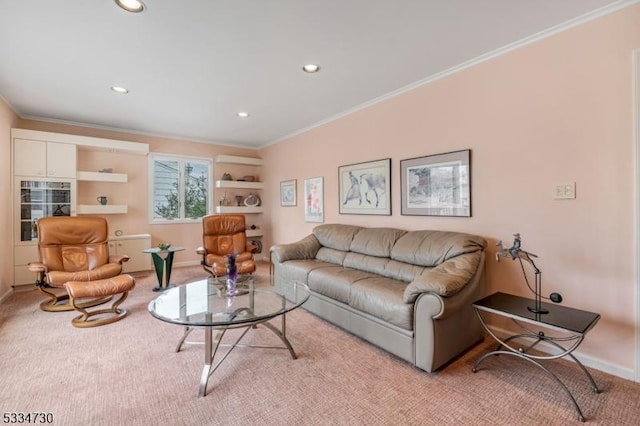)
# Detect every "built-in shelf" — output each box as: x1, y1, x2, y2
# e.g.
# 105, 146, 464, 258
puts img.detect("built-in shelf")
77, 171, 128, 183
214, 154, 263, 166
77, 204, 128, 214
245, 229, 263, 238
215, 206, 264, 214
215, 180, 264, 189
